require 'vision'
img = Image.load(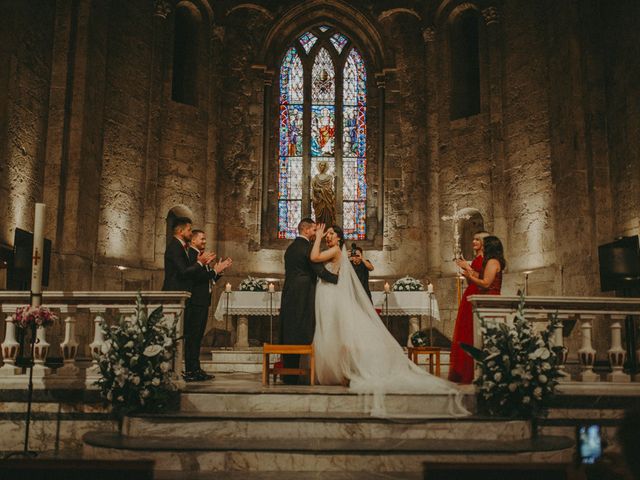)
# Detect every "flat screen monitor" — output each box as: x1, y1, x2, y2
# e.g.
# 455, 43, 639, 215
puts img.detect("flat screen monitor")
598, 236, 640, 292
7, 228, 51, 290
